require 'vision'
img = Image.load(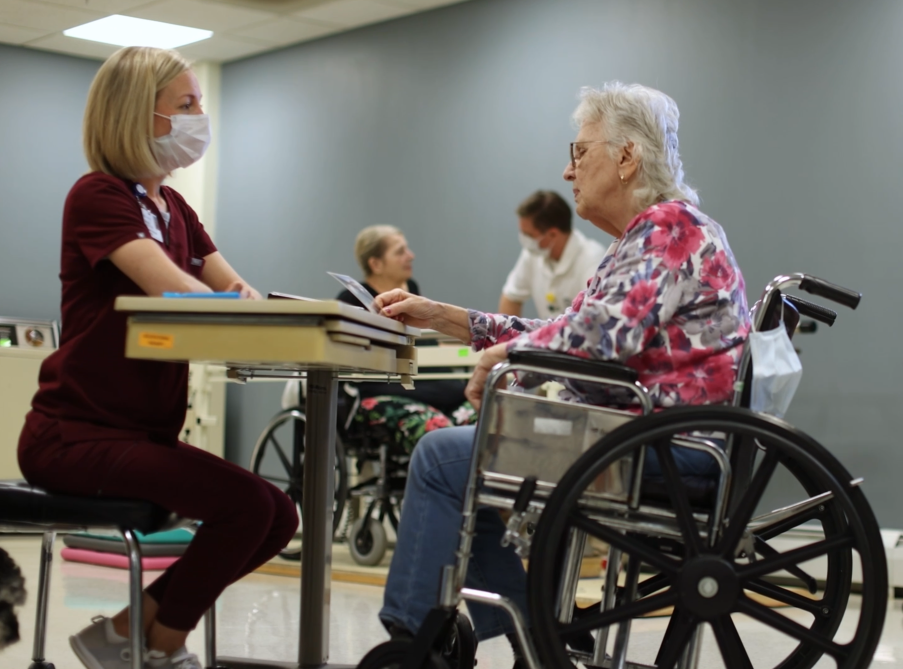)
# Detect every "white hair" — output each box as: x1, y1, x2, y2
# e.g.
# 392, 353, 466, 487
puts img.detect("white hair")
573, 82, 699, 209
